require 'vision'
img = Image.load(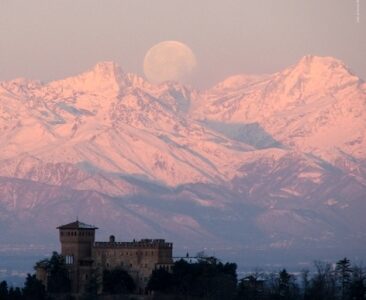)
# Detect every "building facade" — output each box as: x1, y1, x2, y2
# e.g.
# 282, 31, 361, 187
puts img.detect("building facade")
37, 220, 173, 294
